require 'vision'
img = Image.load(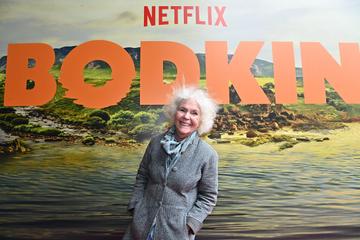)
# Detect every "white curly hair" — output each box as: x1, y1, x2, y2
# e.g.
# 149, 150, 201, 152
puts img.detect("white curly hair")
164, 86, 218, 135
